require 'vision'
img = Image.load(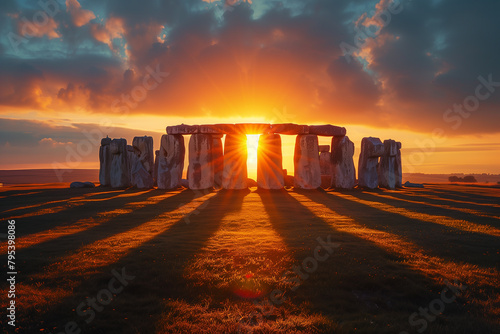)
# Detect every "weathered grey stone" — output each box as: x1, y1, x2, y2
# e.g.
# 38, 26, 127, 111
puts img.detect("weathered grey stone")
166, 124, 199, 135
269, 123, 309, 135
319, 145, 330, 153
70, 181, 95, 188
331, 136, 356, 189
320, 152, 332, 175
395, 142, 402, 188
308, 125, 346, 136
153, 150, 159, 187
212, 136, 224, 188
257, 134, 284, 189
110, 138, 130, 188
188, 134, 214, 190
294, 134, 321, 189
378, 139, 398, 189
131, 136, 154, 189
157, 134, 185, 190
99, 136, 112, 186
358, 137, 384, 189
127, 145, 138, 185
200, 124, 225, 134
222, 134, 247, 189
